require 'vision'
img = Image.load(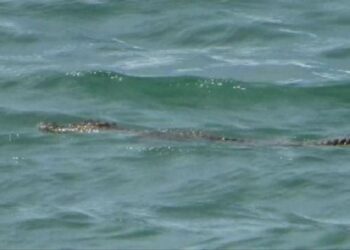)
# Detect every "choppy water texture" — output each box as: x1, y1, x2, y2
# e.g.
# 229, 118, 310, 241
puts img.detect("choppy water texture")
1, 1, 350, 249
